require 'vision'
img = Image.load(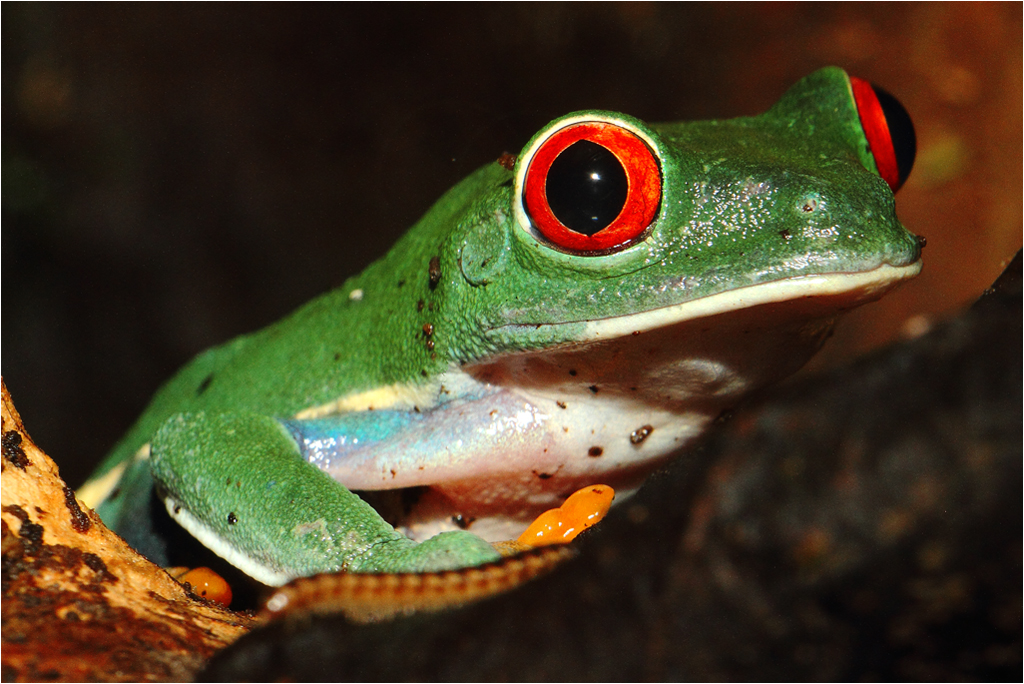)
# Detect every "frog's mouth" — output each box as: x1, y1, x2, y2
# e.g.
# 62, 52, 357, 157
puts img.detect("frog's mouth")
466, 260, 922, 433
490, 261, 922, 345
